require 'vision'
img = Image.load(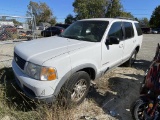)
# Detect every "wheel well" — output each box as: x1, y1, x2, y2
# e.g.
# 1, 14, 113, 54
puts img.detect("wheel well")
136, 46, 140, 53
77, 68, 96, 80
